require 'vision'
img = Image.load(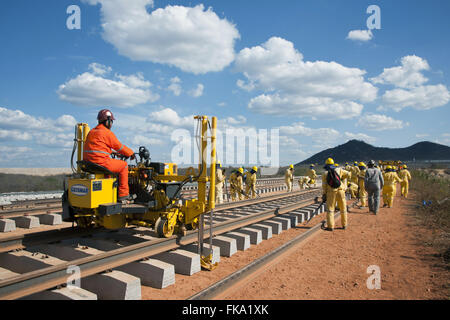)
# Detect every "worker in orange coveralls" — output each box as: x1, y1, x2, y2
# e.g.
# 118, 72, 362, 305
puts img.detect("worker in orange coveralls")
83, 109, 135, 202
